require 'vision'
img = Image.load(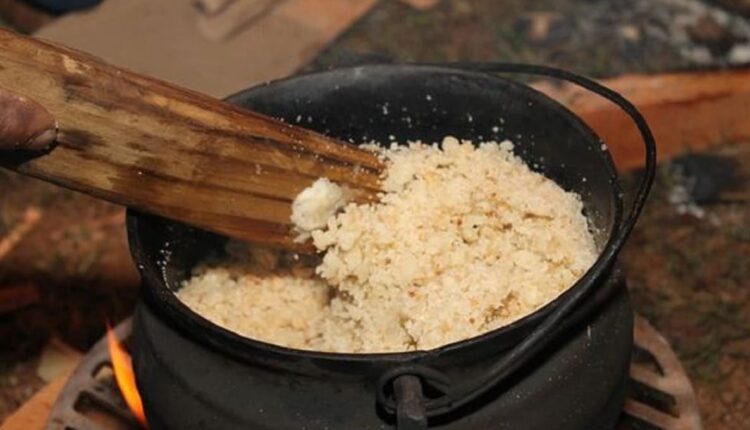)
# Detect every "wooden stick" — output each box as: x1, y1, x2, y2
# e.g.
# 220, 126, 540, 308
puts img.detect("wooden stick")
532, 69, 750, 171
0, 29, 383, 248
0, 207, 42, 261
0, 370, 73, 430
0, 282, 40, 314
